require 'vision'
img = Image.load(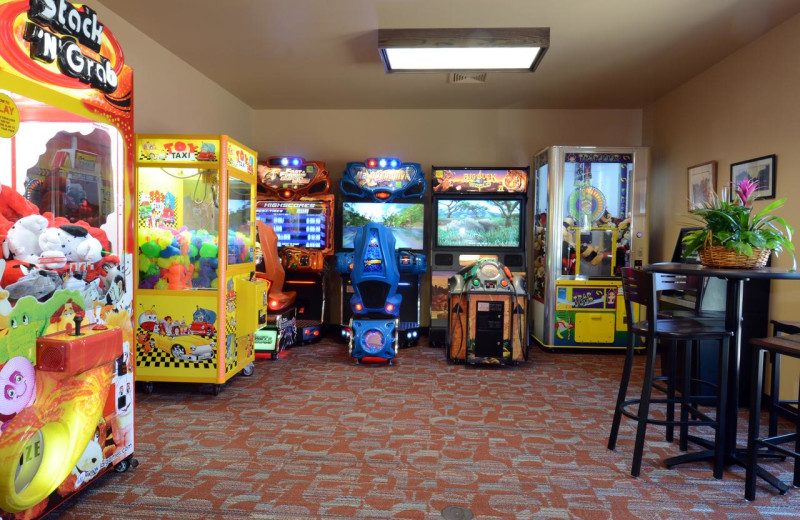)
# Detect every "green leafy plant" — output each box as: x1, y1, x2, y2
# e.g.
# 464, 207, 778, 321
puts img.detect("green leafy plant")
682, 178, 796, 269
